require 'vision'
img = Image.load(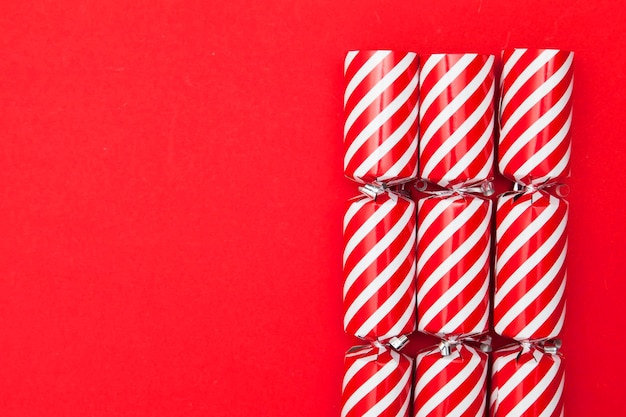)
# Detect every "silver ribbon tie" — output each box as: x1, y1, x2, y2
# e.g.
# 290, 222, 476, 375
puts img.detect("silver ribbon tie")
437, 335, 492, 357
415, 179, 495, 197
512, 180, 570, 197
